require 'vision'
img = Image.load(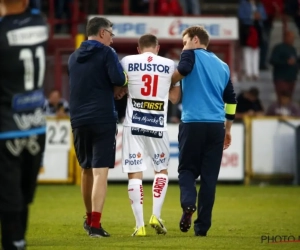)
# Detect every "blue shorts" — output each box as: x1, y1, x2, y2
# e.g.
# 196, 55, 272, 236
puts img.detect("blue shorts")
72, 123, 117, 168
